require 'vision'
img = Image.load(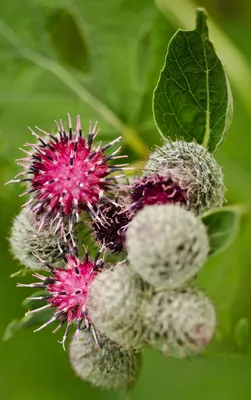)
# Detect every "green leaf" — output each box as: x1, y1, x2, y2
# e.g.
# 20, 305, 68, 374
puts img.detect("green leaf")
153, 8, 233, 152
3, 290, 52, 341
3, 309, 52, 341
155, 0, 251, 118
21, 290, 47, 308
3, 320, 20, 341
202, 208, 239, 256
10, 267, 33, 279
